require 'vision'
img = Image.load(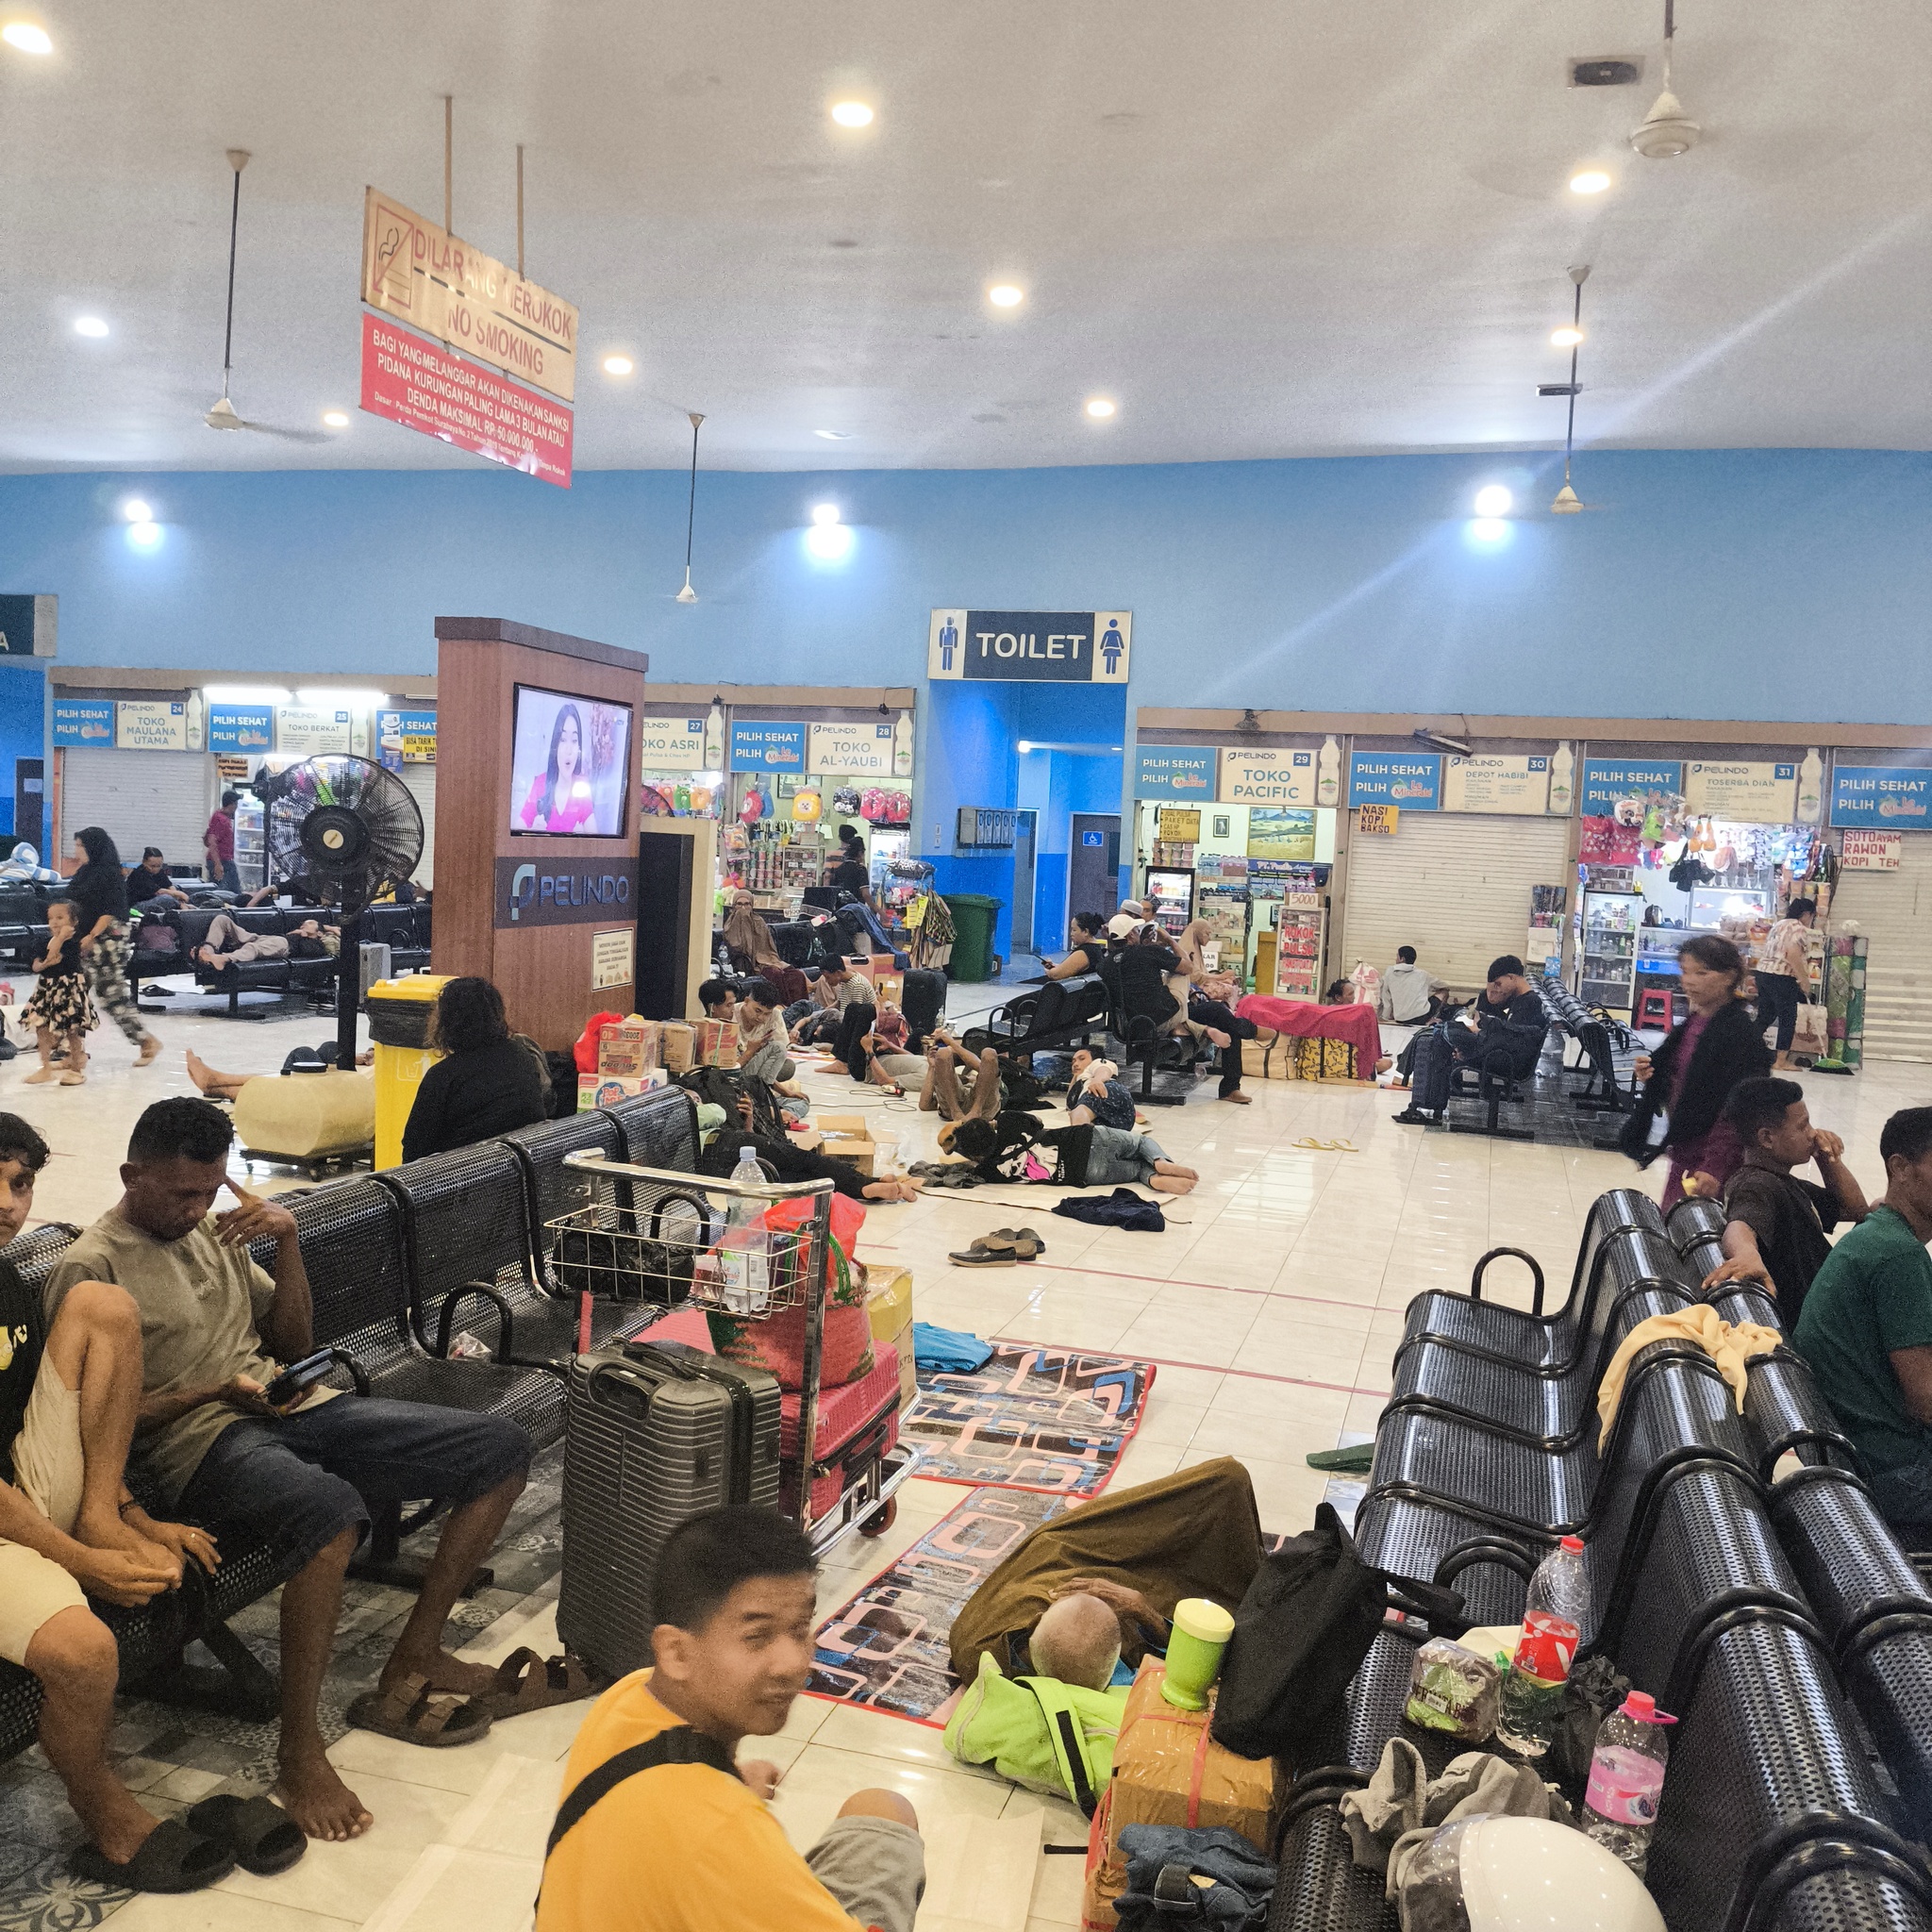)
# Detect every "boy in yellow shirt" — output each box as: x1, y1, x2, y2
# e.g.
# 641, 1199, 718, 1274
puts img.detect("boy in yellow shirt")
538, 1507, 924, 1931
